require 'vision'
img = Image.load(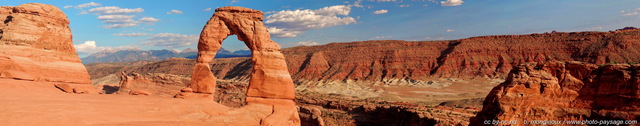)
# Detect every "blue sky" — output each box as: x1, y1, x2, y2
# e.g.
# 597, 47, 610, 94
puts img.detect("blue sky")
5, 0, 640, 57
